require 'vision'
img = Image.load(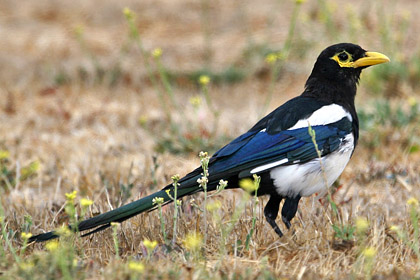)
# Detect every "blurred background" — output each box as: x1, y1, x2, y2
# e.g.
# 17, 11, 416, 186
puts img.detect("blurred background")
1, 0, 420, 277
1, 0, 419, 193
